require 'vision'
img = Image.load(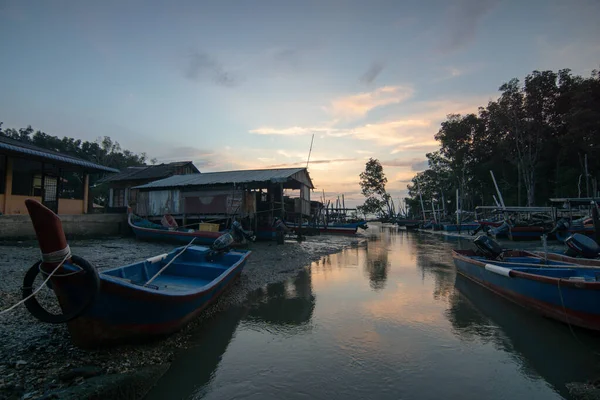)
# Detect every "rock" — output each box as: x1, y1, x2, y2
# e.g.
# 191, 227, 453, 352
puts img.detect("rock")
59, 366, 104, 382
22, 391, 39, 399
15, 360, 28, 369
